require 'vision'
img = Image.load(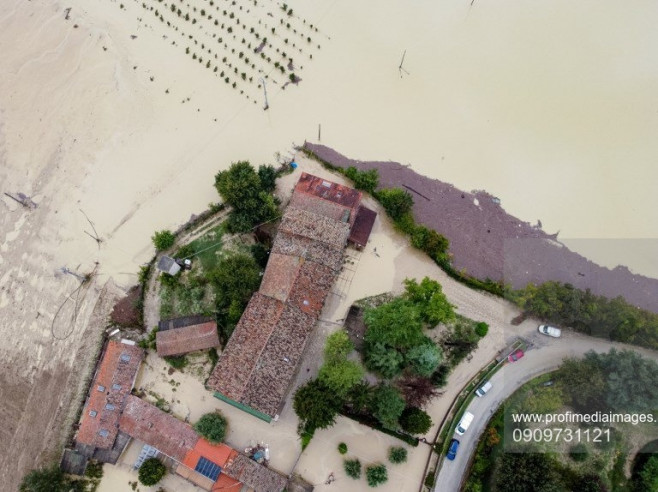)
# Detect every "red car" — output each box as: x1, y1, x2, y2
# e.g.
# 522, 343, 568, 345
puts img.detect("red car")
508, 349, 524, 362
